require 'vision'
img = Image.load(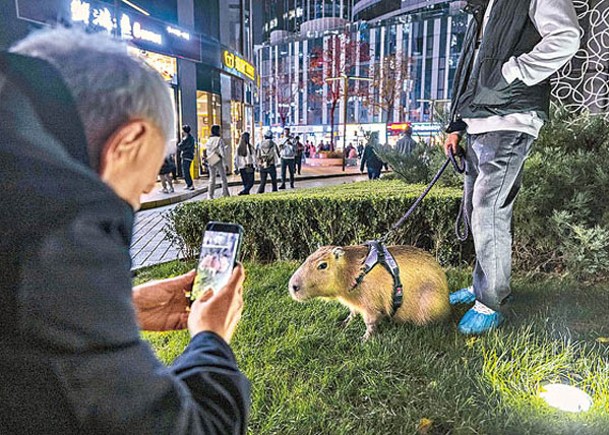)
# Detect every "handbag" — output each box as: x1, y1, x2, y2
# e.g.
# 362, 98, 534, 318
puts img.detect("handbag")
207, 152, 221, 166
